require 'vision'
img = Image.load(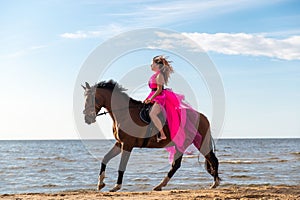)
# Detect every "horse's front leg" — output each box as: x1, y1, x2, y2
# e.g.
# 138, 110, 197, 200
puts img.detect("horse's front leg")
109, 144, 133, 192
153, 149, 183, 191
98, 142, 122, 191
